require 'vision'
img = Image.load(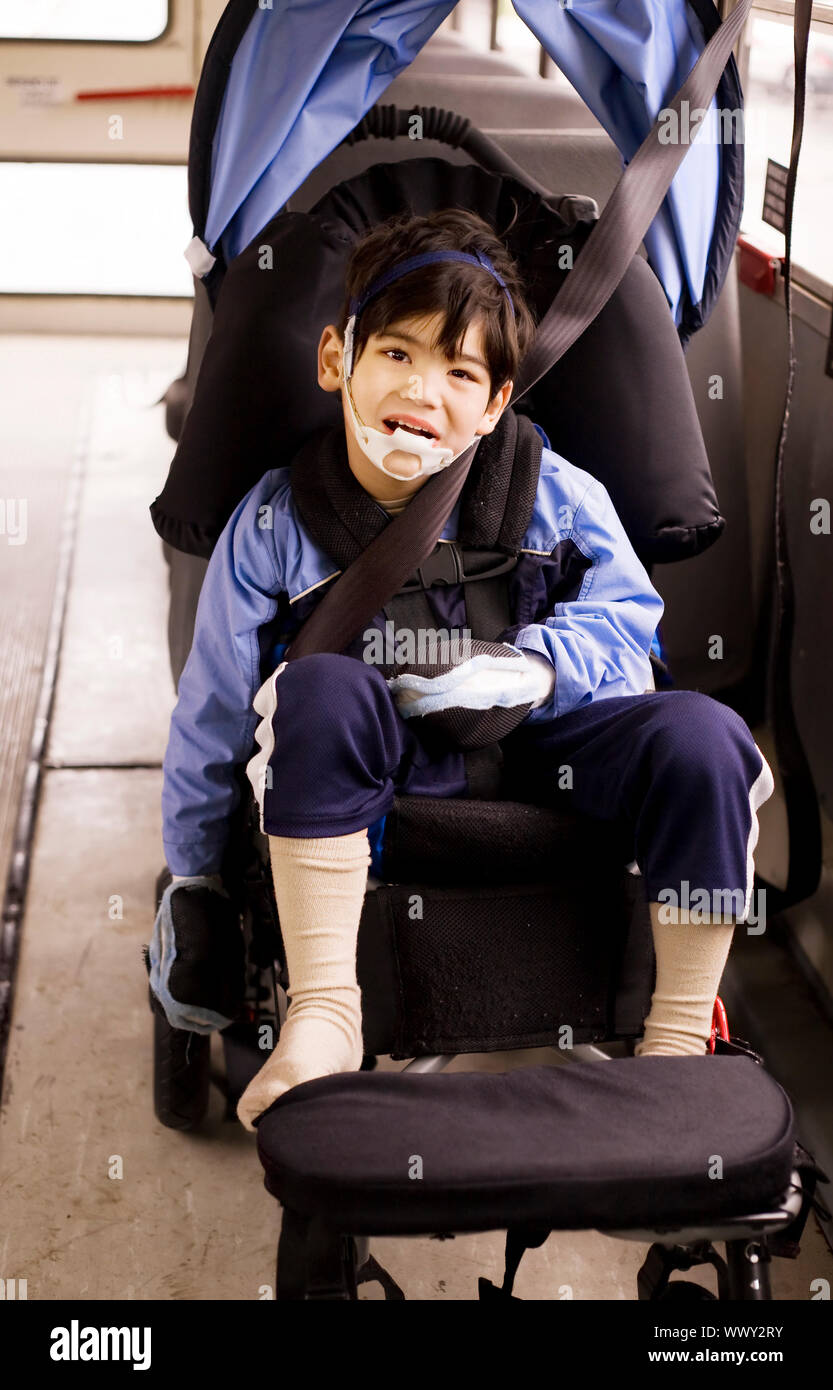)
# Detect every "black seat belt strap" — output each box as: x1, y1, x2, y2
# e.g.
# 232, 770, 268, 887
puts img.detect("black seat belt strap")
763, 0, 821, 912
